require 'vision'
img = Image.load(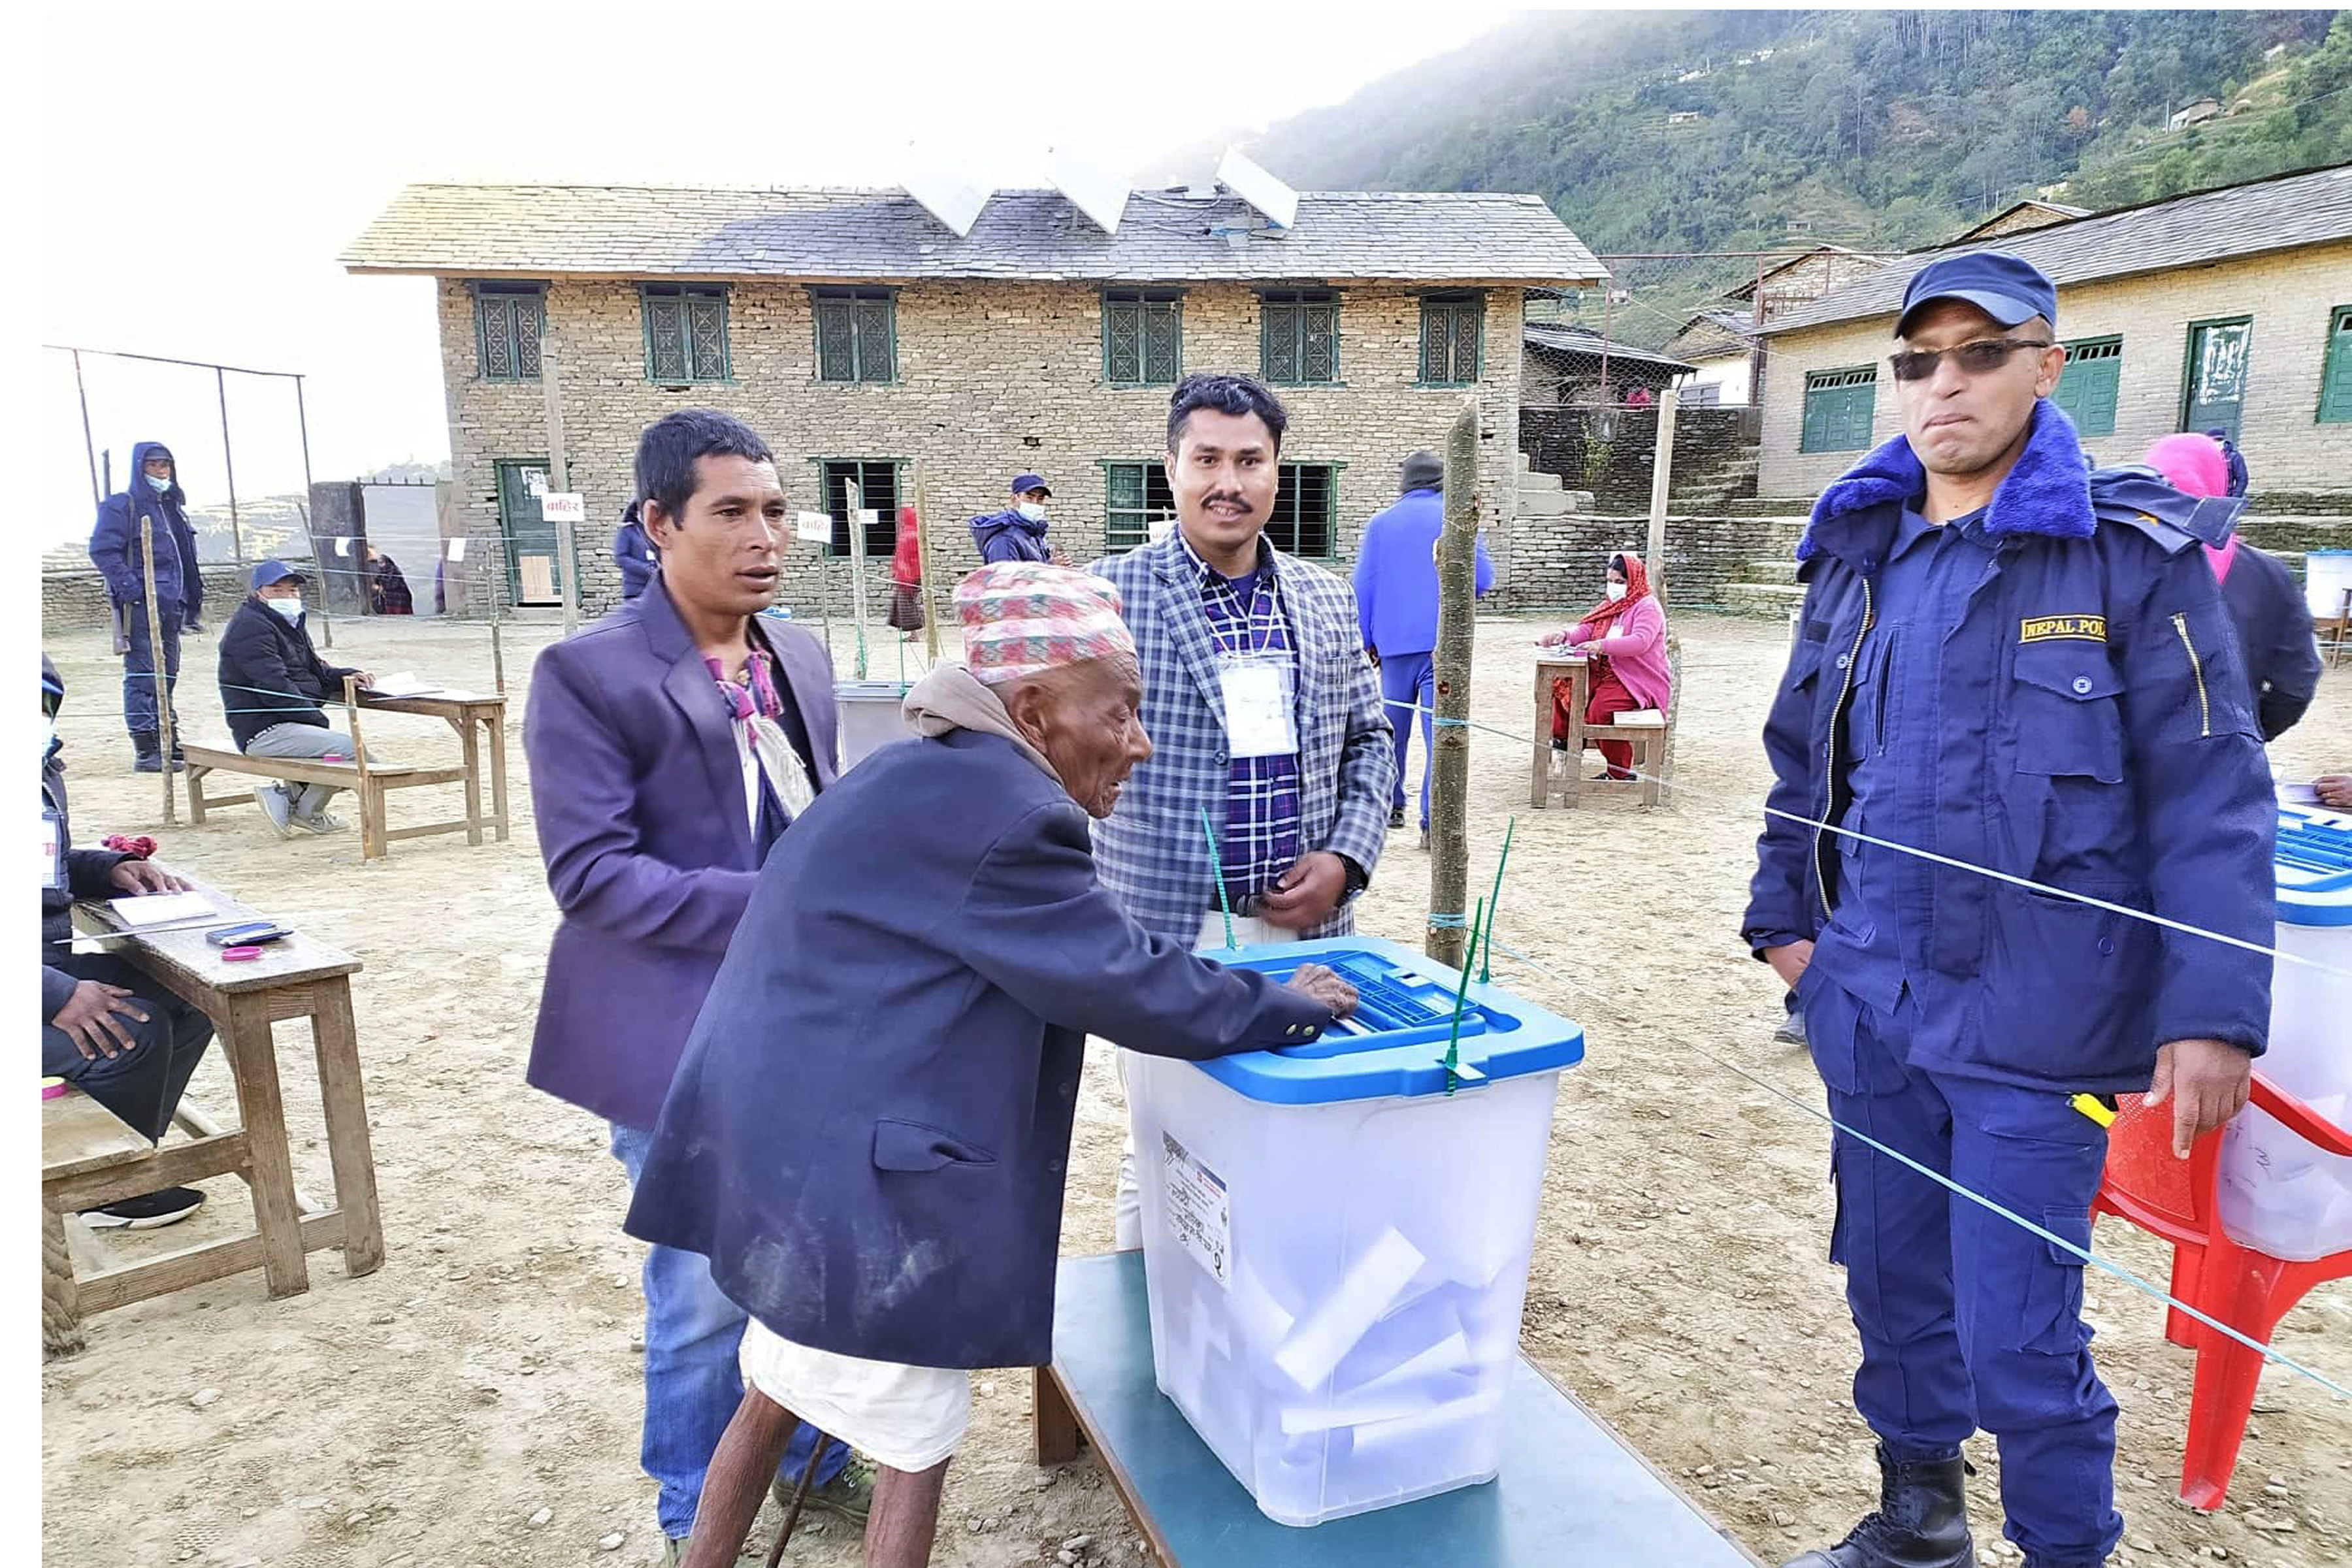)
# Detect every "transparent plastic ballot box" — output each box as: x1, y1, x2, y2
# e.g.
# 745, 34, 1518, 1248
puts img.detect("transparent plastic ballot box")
1126, 934, 1584, 1527
2218, 801, 2352, 1261
832, 679, 915, 772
